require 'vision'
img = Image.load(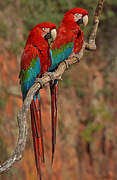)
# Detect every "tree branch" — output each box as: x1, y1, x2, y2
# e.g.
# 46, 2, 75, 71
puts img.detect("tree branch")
0, 0, 104, 173
88, 0, 104, 49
